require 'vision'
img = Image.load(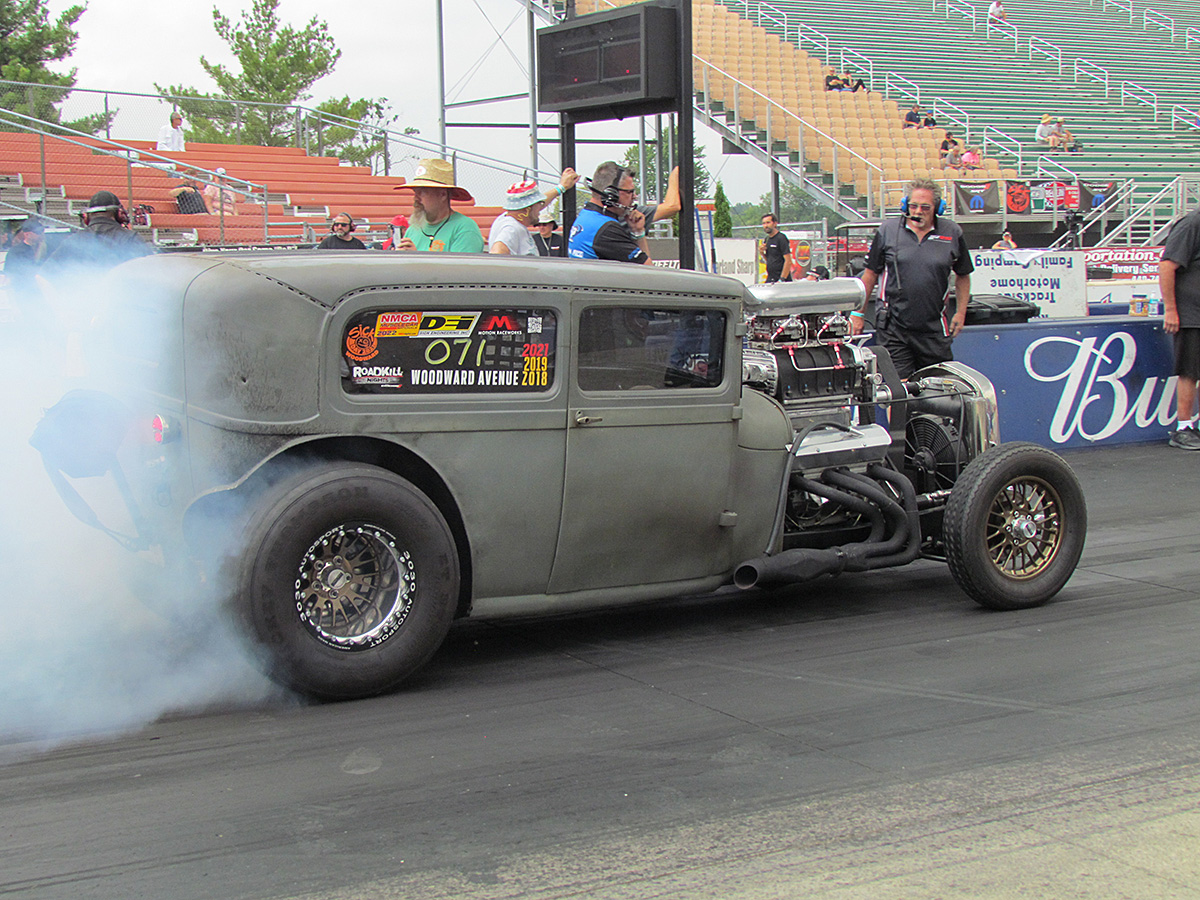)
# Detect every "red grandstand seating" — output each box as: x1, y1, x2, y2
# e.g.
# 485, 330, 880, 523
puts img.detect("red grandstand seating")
0, 132, 506, 246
